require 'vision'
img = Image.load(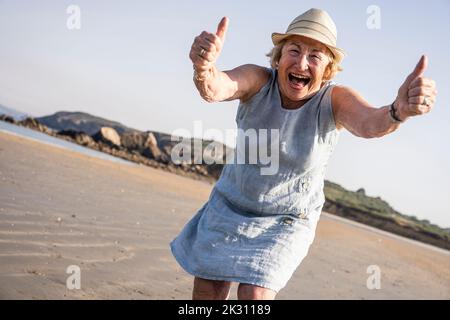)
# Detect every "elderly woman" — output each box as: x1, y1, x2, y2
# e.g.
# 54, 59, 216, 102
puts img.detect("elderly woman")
170, 8, 437, 300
